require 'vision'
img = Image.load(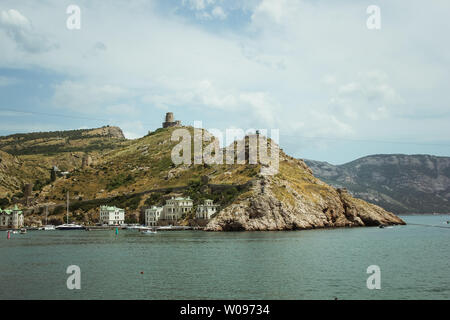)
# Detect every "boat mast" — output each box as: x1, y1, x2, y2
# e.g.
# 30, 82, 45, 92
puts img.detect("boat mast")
45, 206, 49, 225
66, 191, 69, 224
